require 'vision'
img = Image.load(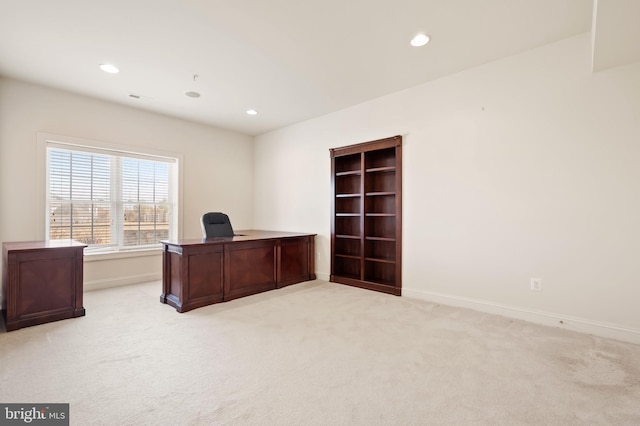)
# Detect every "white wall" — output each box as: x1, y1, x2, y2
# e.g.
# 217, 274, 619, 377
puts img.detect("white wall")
0, 78, 254, 293
254, 34, 640, 343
